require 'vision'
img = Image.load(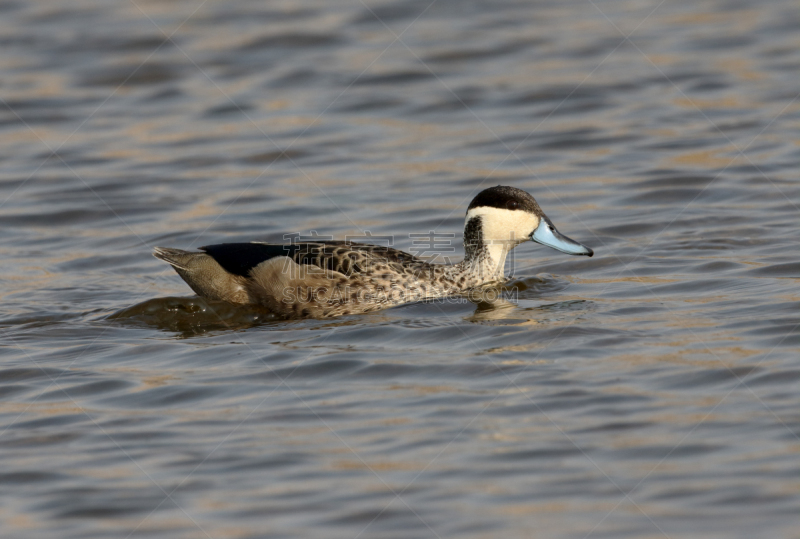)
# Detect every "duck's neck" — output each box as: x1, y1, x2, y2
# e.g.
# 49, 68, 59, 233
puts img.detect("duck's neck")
445, 215, 519, 287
